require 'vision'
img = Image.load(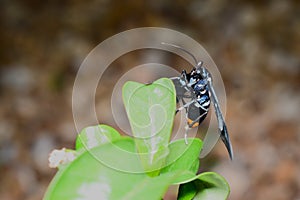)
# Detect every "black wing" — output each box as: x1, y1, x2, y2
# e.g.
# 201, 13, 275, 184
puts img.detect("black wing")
207, 81, 233, 160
